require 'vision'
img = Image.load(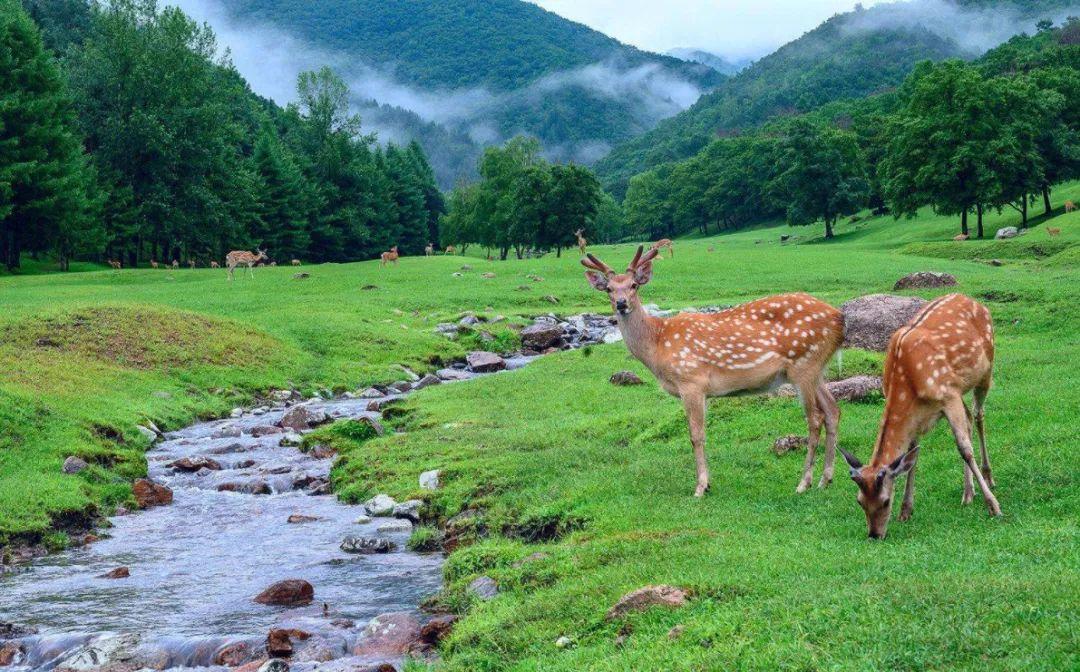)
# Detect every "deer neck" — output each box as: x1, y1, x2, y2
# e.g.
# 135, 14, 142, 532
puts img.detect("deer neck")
616, 298, 660, 364
869, 394, 918, 469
